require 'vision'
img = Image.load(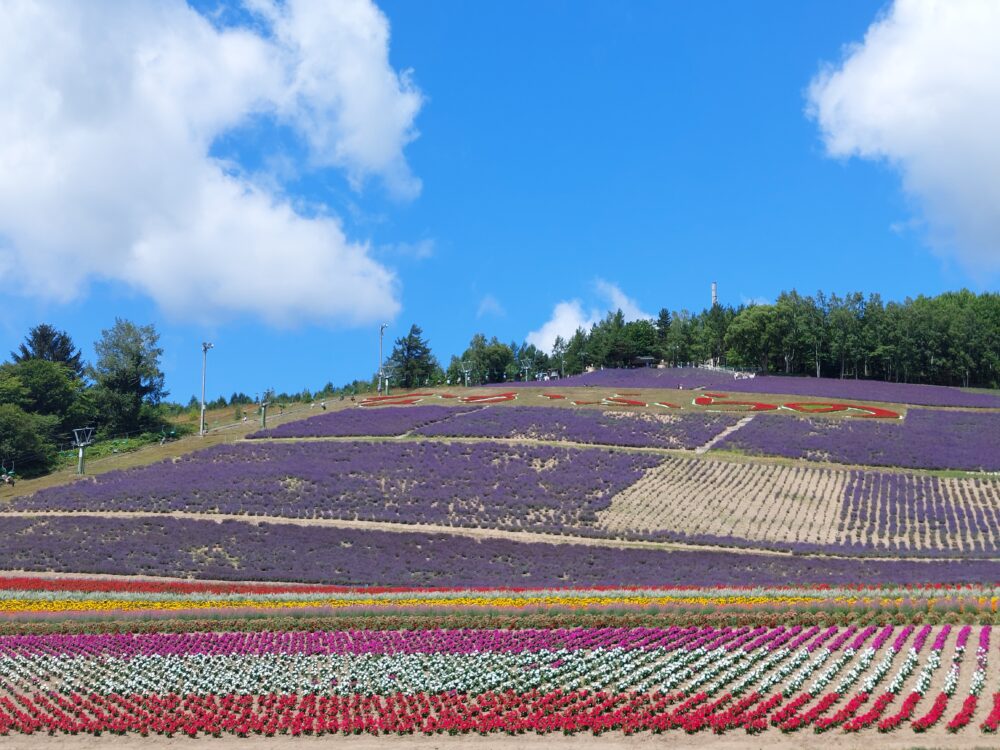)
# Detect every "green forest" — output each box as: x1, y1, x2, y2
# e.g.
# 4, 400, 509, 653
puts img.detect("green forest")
439, 289, 1000, 389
